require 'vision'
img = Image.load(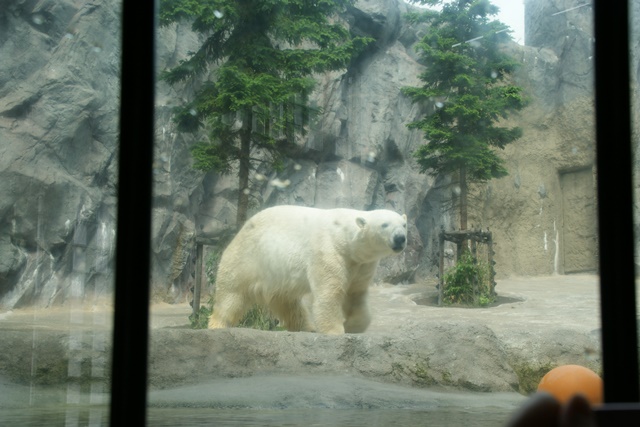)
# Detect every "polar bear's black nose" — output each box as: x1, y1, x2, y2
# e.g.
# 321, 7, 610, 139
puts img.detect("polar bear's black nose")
393, 234, 406, 251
